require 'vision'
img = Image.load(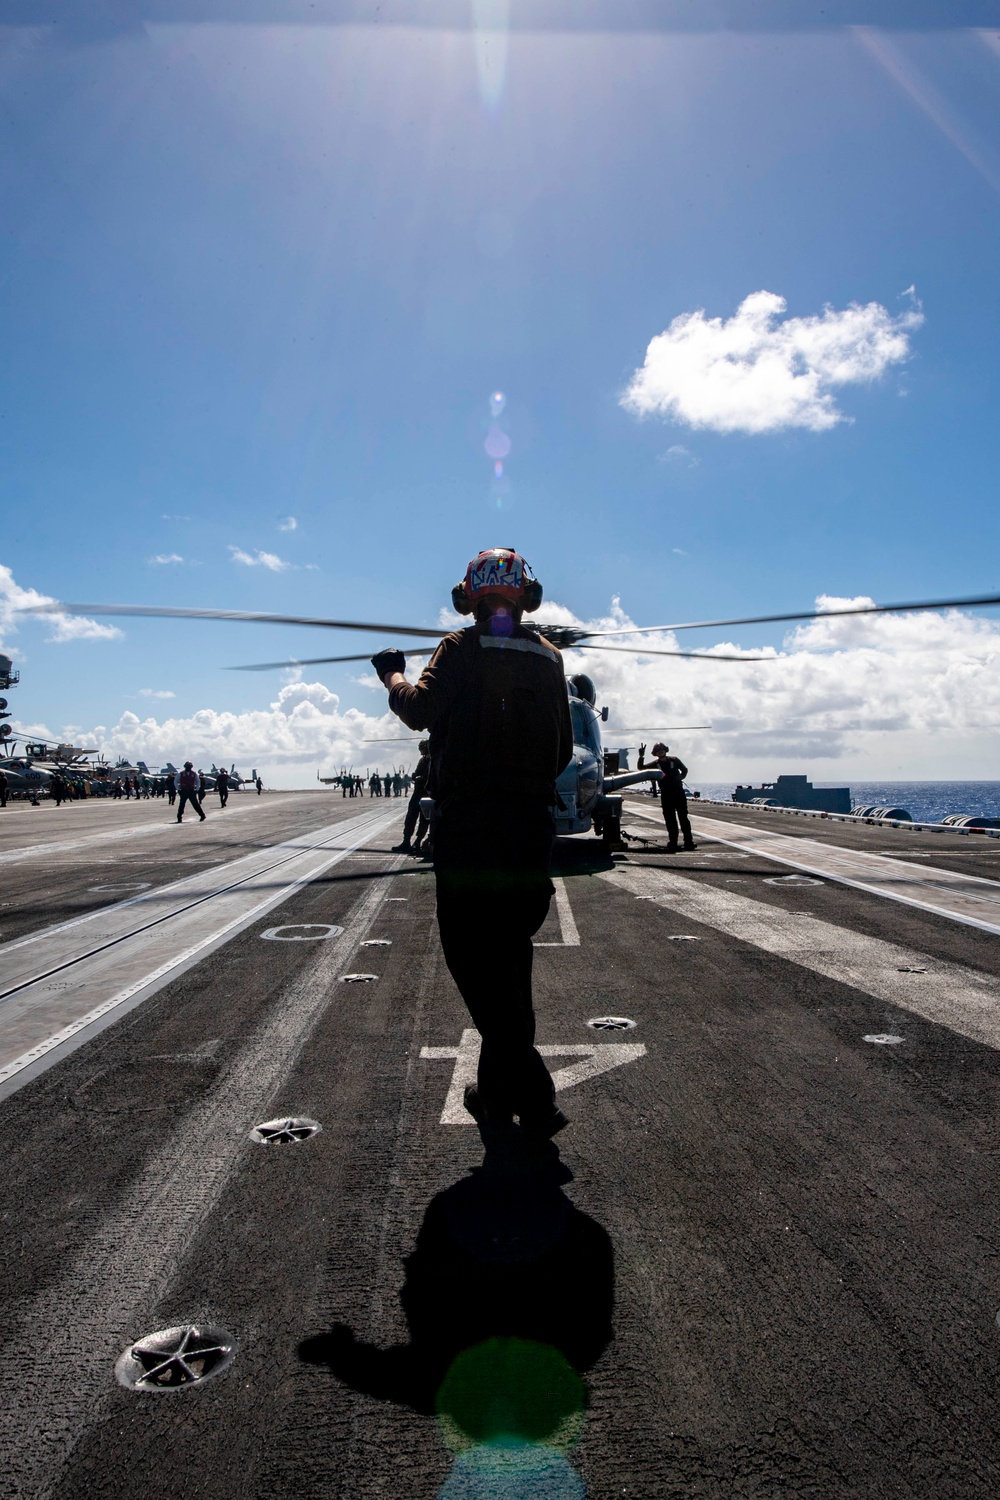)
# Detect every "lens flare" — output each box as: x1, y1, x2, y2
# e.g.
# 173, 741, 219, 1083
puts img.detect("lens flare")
436, 1337, 585, 1455
439, 1443, 585, 1498
494, 461, 503, 478
491, 391, 506, 416
485, 426, 511, 460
